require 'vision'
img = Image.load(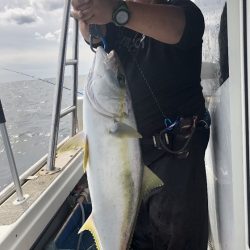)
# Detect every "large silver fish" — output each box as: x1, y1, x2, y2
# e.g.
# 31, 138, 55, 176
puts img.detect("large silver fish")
79, 47, 163, 250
